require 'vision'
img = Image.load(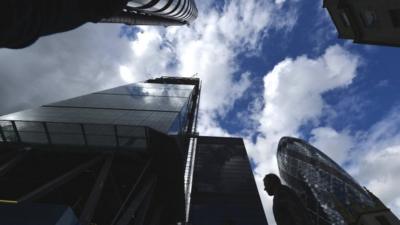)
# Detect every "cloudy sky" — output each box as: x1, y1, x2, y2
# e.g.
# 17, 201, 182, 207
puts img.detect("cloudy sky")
1, 0, 400, 224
